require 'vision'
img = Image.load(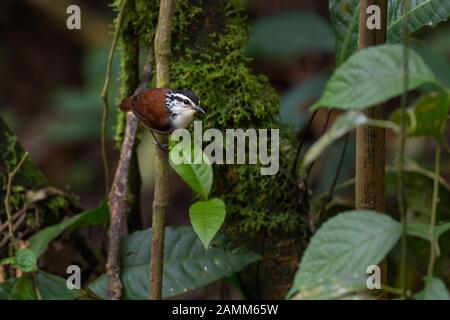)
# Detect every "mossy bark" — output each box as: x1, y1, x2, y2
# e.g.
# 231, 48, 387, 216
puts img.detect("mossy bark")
115, 0, 142, 232
118, 0, 309, 299
0, 117, 75, 255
